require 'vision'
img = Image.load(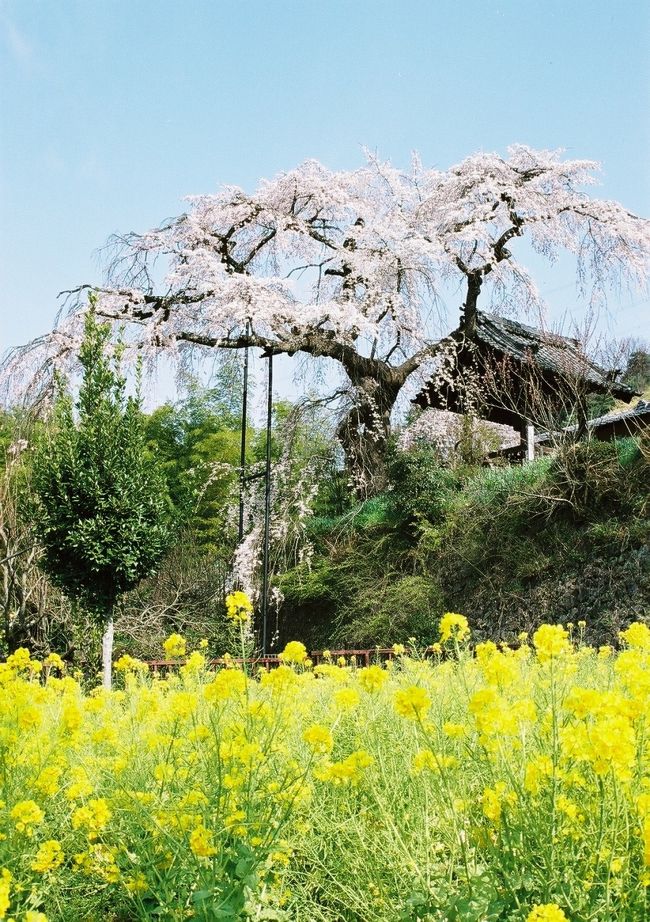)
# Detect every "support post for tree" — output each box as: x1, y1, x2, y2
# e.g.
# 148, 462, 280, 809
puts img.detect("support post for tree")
238, 320, 251, 543
526, 424, 535, 462
261, 353, 273, 656
102, 618, 114, 690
